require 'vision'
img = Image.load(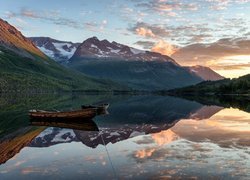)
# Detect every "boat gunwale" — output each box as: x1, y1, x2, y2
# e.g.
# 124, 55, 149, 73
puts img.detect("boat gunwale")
29, 108, 98, 118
